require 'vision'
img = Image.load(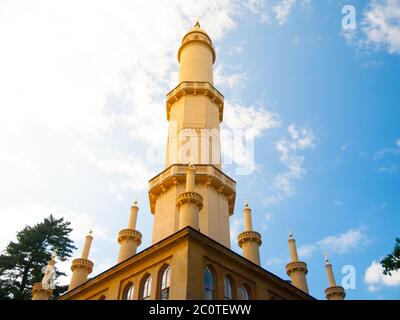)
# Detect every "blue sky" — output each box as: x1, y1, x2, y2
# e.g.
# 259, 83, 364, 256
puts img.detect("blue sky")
0, 0, 399, 300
